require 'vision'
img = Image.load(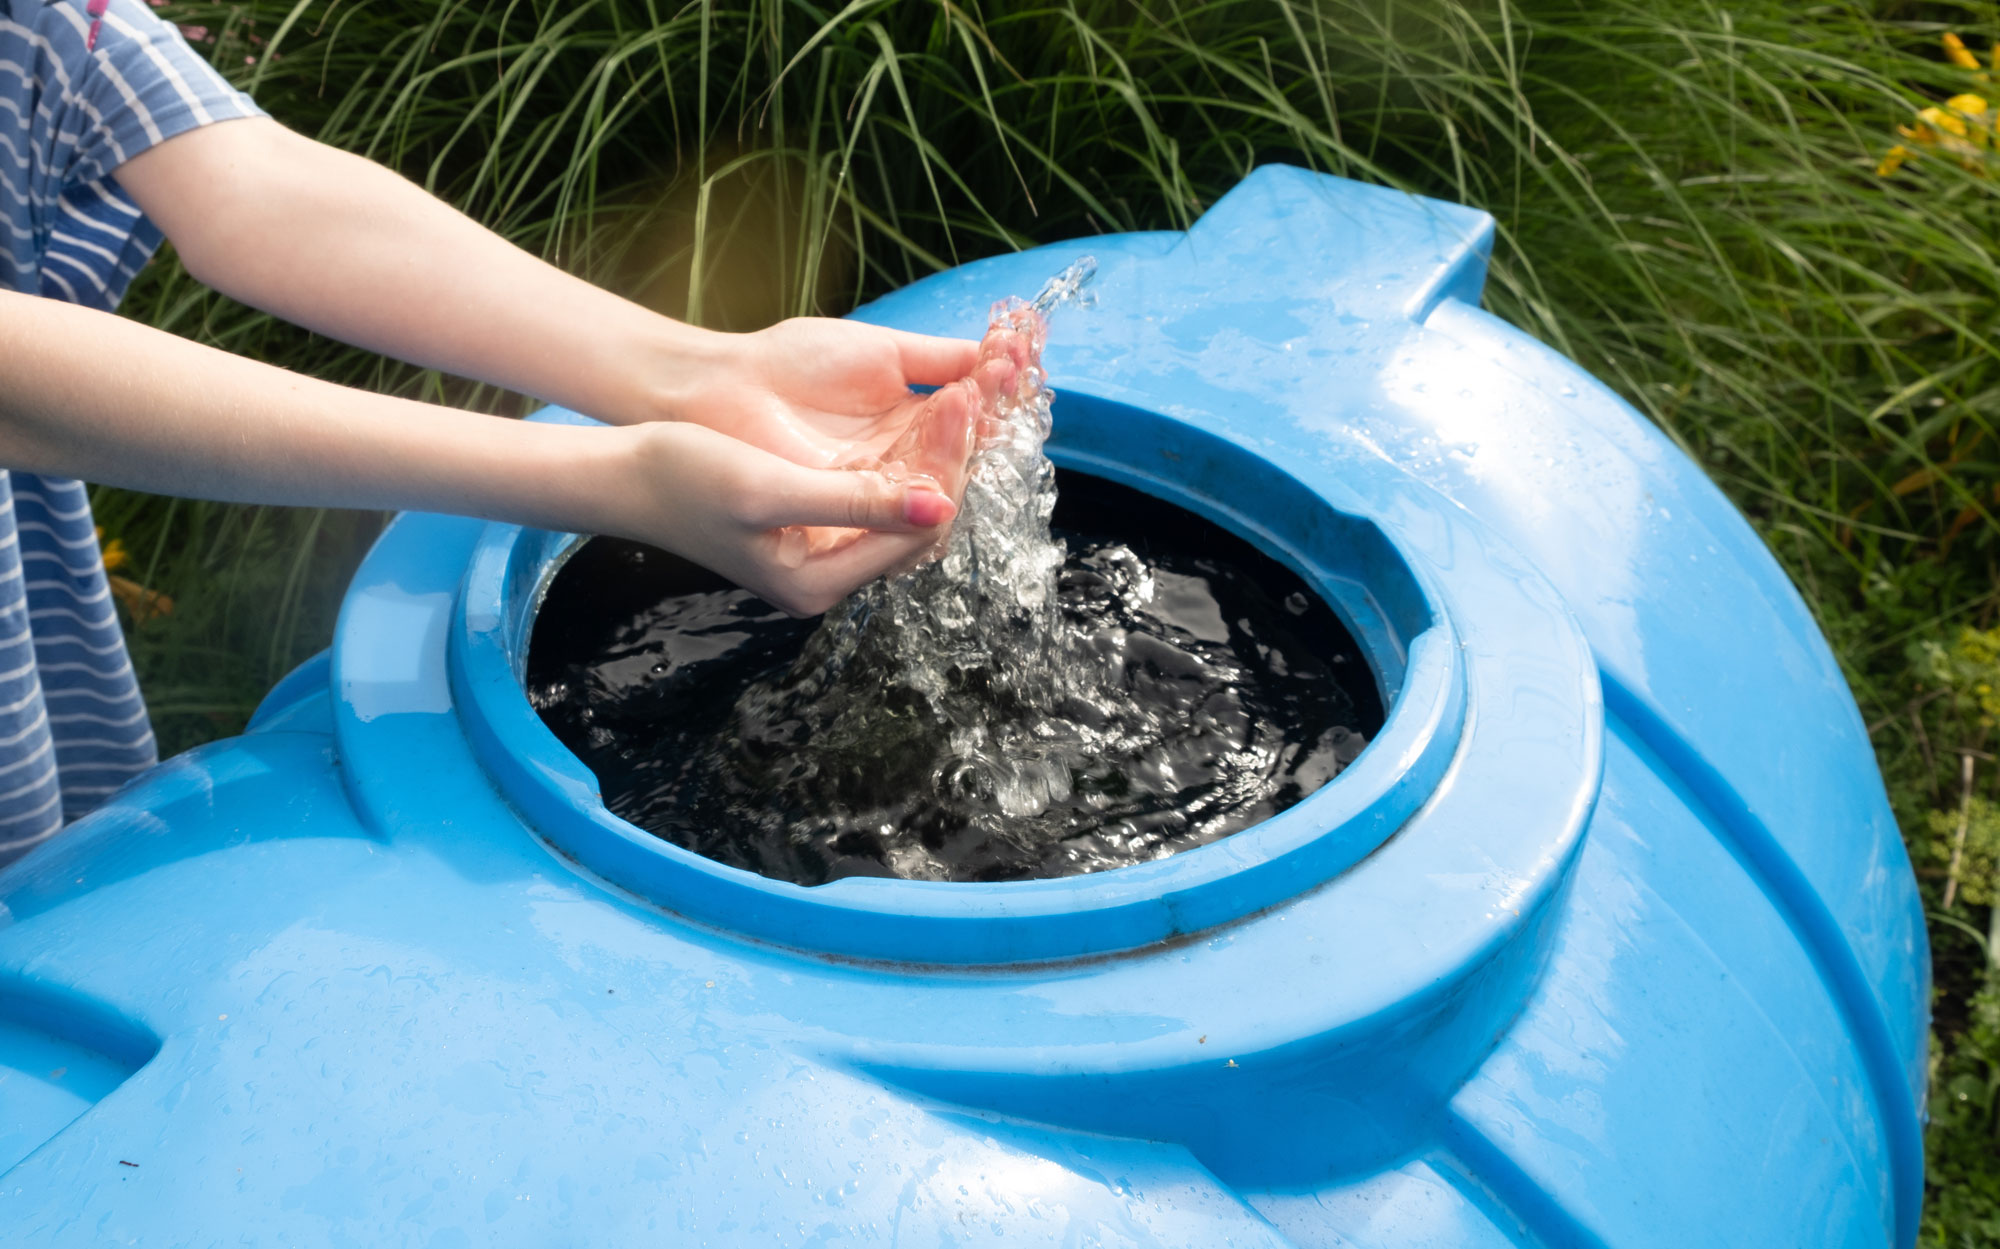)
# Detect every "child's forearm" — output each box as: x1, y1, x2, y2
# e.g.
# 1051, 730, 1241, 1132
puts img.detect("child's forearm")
0, 288, 637, 530
115, 119, 715, 427
111, 118, 987, 481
